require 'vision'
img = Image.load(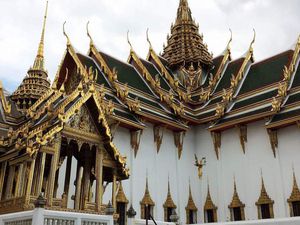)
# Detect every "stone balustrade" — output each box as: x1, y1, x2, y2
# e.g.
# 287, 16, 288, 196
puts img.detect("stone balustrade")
0, 208, 113, 225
